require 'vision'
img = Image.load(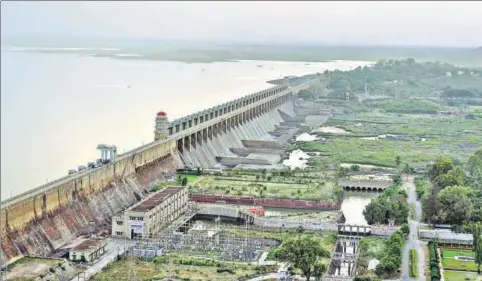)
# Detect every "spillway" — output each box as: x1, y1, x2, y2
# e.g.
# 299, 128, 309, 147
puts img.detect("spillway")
179, 100, 298, 169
